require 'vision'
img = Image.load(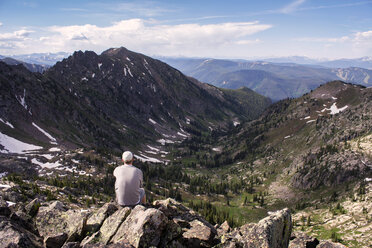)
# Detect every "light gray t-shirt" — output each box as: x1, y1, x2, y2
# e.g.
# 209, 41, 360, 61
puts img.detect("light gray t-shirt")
113, 164, 143, 206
